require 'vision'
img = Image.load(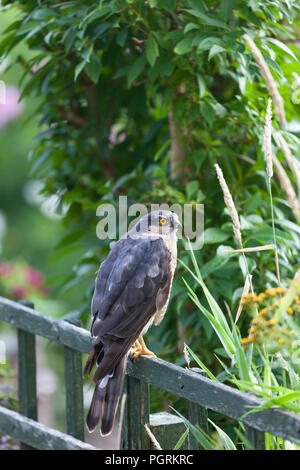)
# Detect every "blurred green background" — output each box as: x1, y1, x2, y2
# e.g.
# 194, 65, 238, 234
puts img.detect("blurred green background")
0, 7, 86, 316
